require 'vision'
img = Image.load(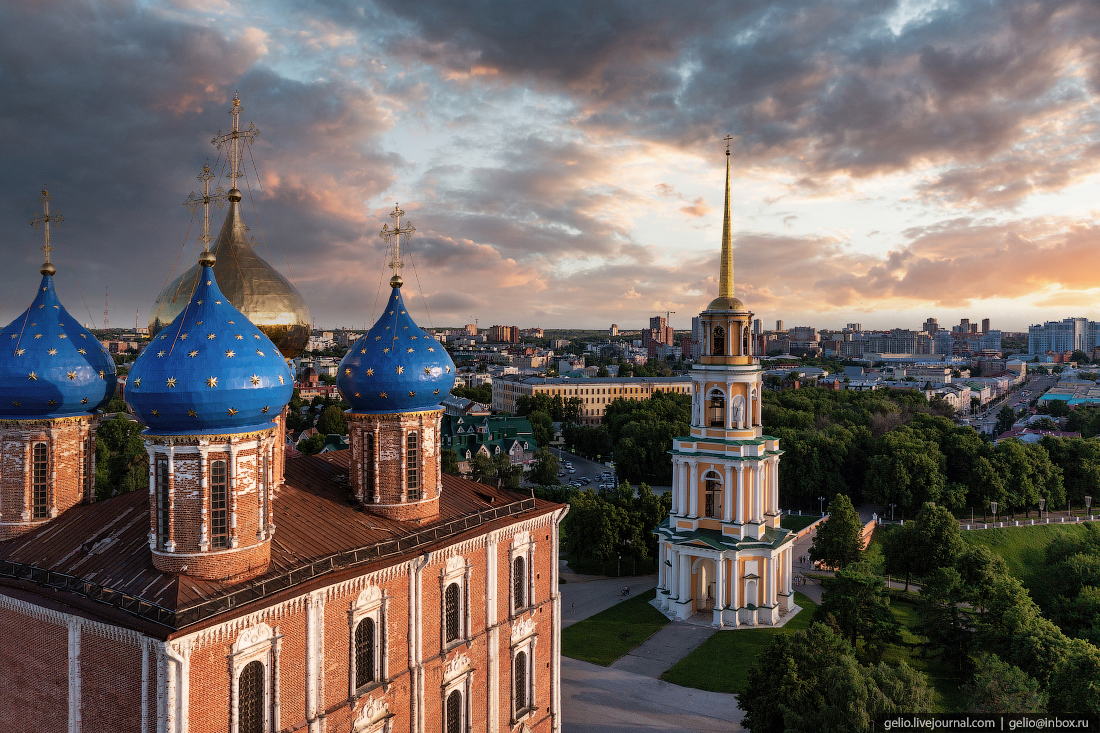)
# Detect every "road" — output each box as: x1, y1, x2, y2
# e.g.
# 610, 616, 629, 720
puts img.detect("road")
550, 447, 615, 488
971, 373, 1056, 422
